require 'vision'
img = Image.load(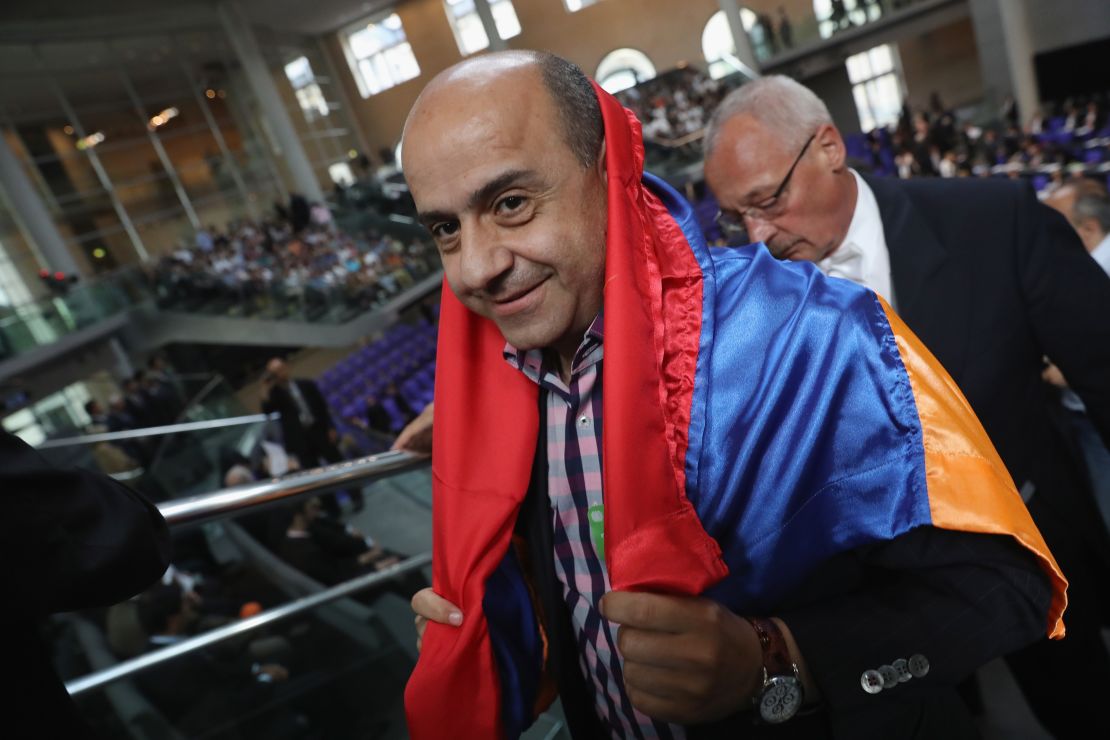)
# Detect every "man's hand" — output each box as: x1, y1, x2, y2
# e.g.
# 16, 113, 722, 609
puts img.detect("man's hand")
392, 403, 433, 454
600, 592, 763, 725
412, 587, 462, 652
